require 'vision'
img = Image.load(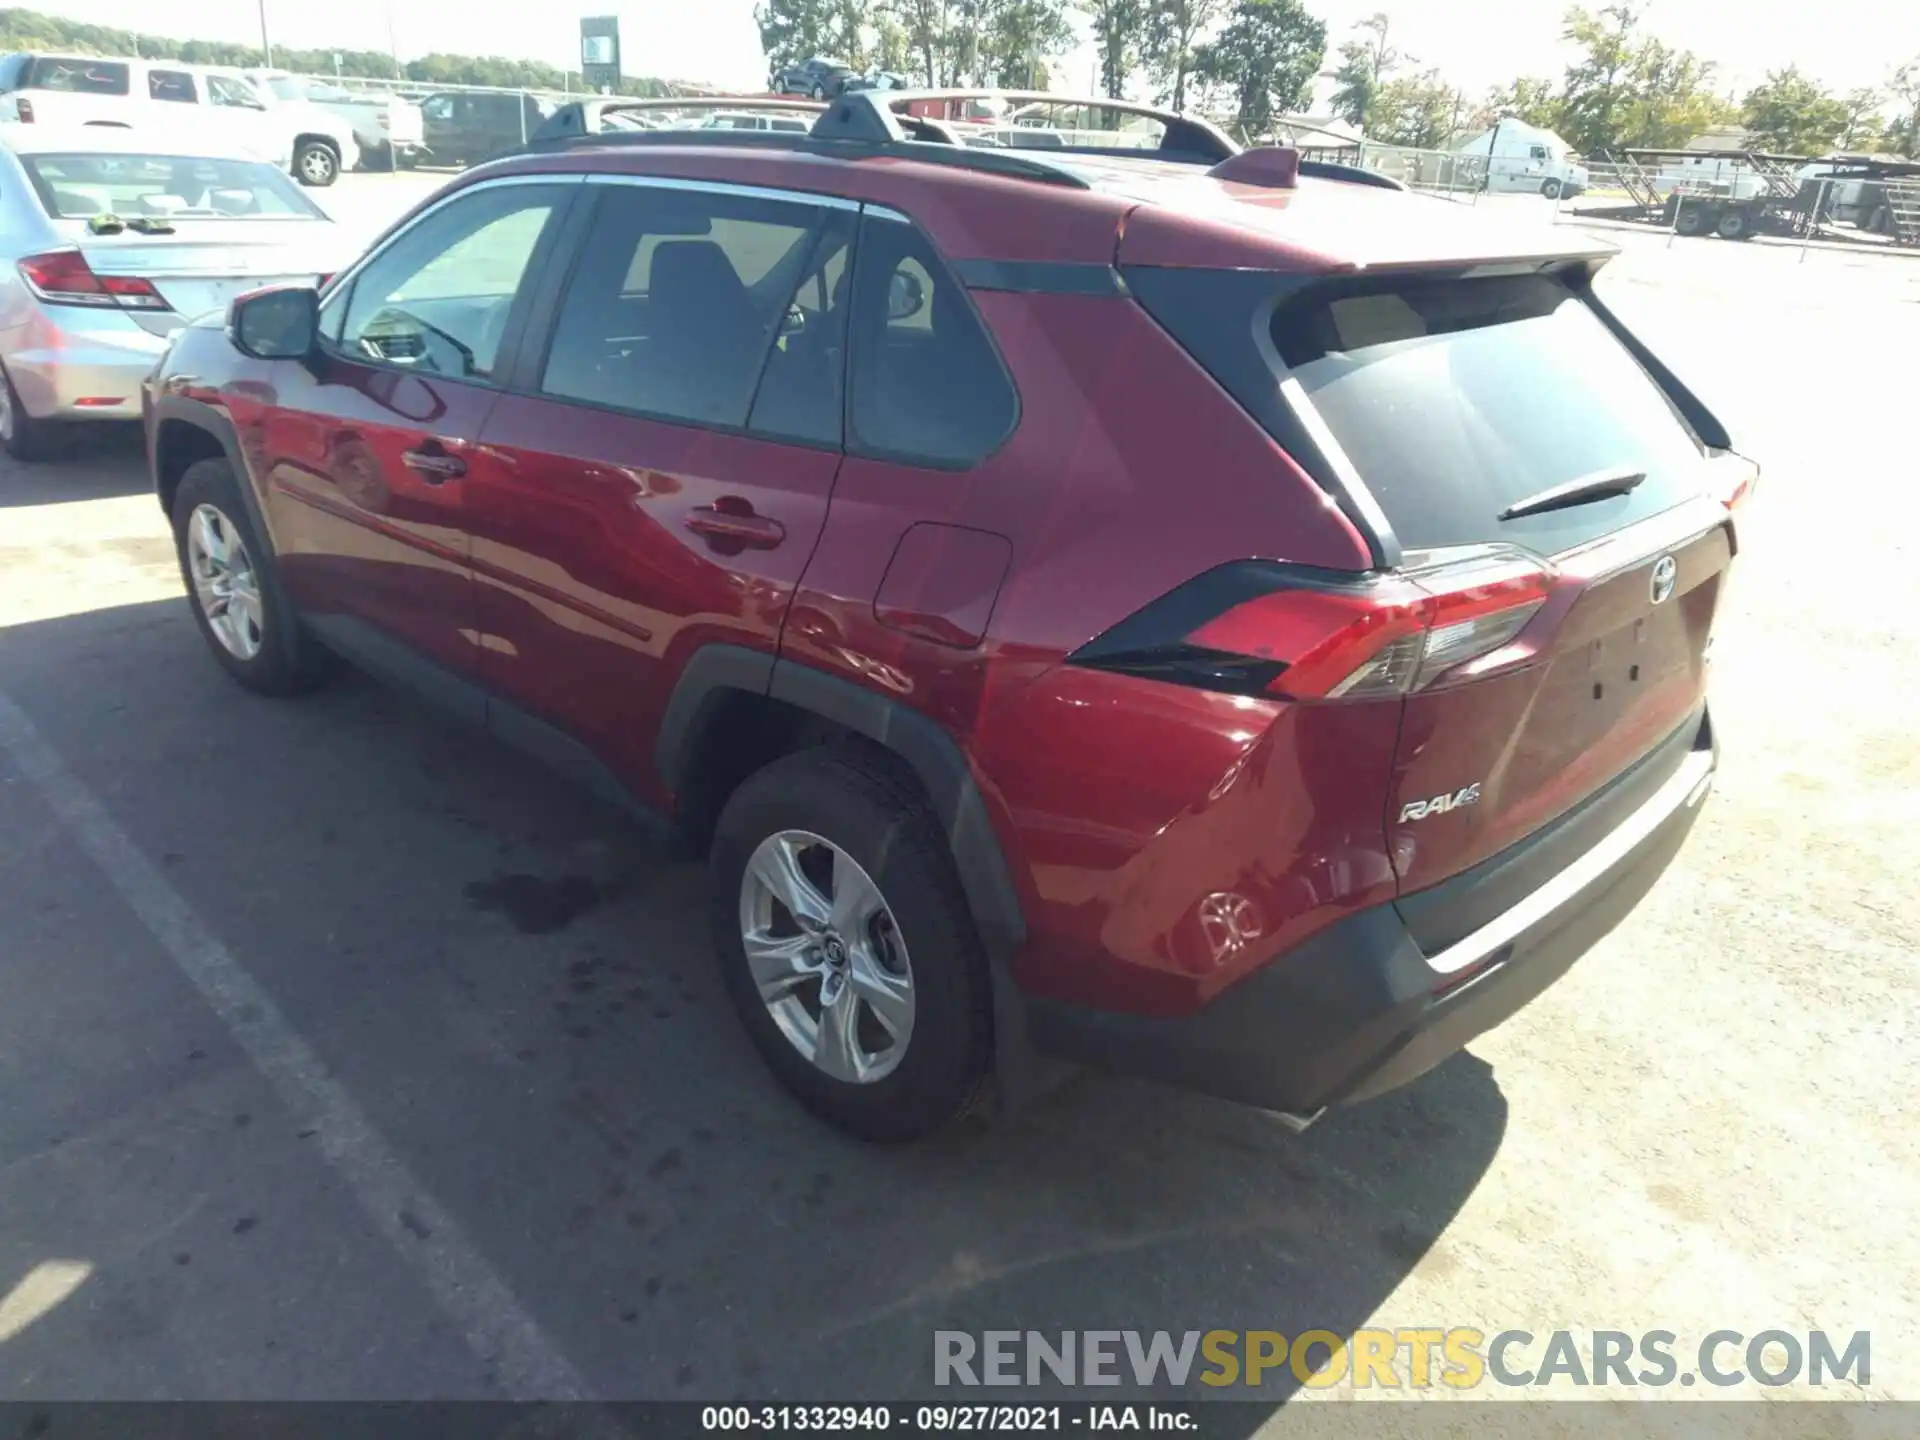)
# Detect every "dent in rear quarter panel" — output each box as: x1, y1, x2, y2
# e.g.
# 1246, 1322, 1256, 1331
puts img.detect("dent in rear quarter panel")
786, 287, 1379, 1016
